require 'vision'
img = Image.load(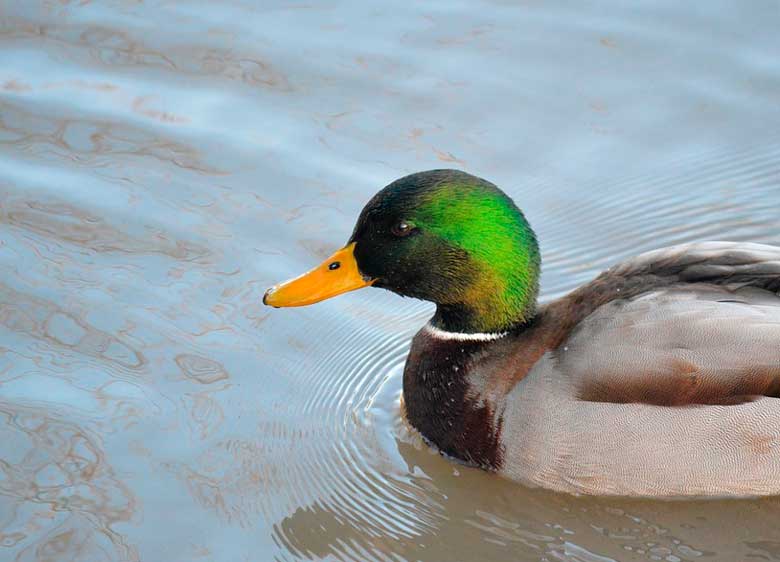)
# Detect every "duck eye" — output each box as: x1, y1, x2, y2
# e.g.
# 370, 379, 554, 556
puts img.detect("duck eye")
391, 221, 414, 237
